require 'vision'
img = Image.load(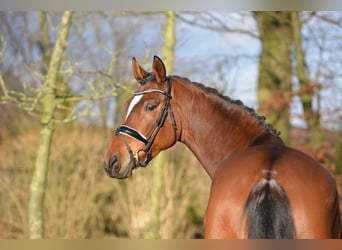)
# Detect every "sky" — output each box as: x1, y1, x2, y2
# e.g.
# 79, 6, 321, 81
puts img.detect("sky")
174, 12, 259, 99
